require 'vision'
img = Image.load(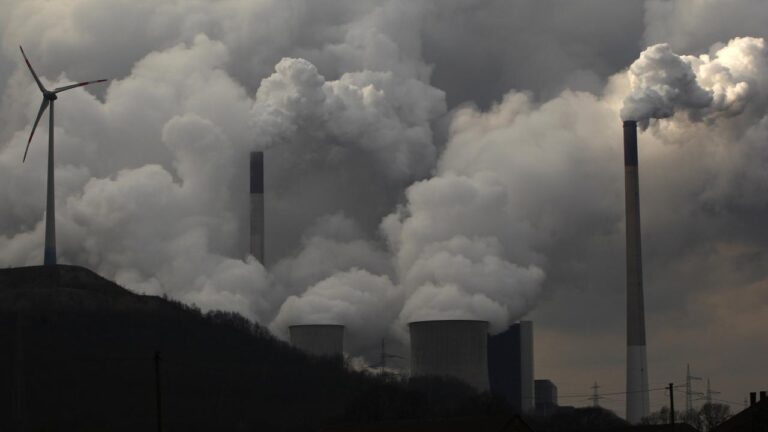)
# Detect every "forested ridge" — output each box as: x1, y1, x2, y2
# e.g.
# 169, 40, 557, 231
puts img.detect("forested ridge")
0, 265, 499, 431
